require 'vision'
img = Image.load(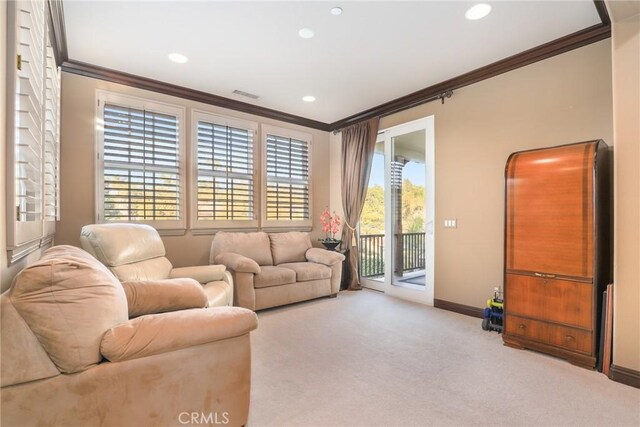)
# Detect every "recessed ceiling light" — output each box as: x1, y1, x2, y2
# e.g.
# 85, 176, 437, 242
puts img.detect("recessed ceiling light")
331, 7, 343, 16
302, 96, 316, 102
298, 28, 315, 39
465, 3, 492, 20
168, 53, 188, 64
